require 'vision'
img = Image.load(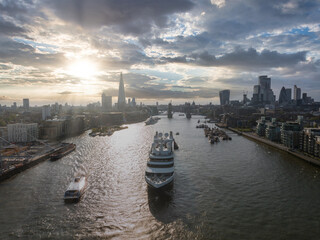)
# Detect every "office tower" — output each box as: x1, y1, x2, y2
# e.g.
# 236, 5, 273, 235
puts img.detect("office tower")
117, 72, 126, 110
251, 76, 275, 104
258, 76, 274, 103
279, 87, 292, 104
102, 93, 112, 111
285, 88, 292, 101
132, 97, 136, 107
294, 85, 301, 100
42, 105, 51, 120
219, 90, 230, 106
23, 98, 29, 109
168, 102, 173, 118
